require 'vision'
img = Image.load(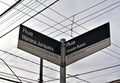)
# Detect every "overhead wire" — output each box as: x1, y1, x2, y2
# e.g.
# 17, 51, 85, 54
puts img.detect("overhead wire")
0, 0, 119, 70
0, 0, 59, 38
67, 74, 91, 83
0, 58, 22, 83
0, 0, 24, 18
0, 0, 67, 37
0, 49, 89, 83
1, 48, 120, 83
0, 0, 119, 69
70, 15, 75, 37
86, 69, 120, 82
0, 0, 35, 25
0, 0, 120, 82
0, 49, 60, 76
0, 0, 107, 38
16, 1, 72, 37
46, 0, 120, 61
53, 0, 120, 38
38, 0, 107, 33
21, 0, 120, 55
0, 71, 38, 83
45, 63, 120, 82
0, 61, 57, 80
0, 0, 40, 34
